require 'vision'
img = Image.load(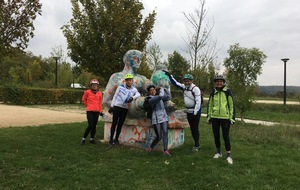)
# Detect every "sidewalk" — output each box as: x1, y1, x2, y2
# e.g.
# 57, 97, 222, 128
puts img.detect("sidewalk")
203, 97, 299, 105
